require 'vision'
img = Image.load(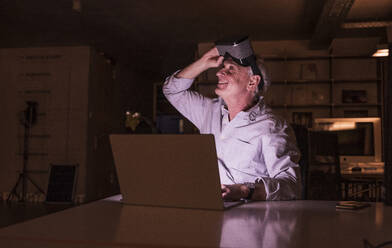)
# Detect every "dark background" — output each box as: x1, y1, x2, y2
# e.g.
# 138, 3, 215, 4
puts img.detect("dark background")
0, 0, 391, 203
1, 0, 391, 117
